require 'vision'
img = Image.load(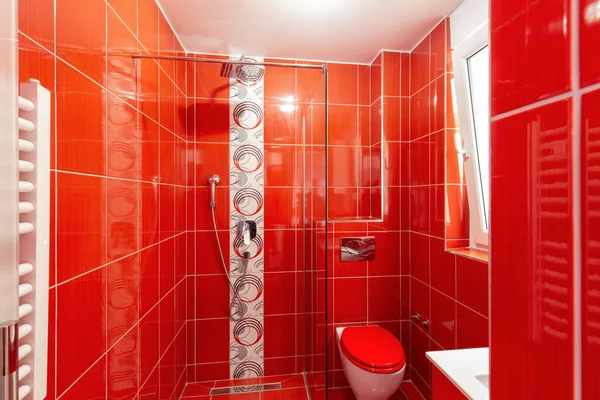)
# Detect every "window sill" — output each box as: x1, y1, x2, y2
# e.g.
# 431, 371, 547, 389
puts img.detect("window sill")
447, 247, 489, 263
